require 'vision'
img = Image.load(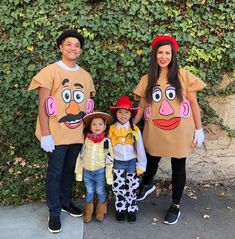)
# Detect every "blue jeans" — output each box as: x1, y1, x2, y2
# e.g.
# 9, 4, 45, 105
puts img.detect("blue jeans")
113, 158, 137, 173
45, 144, 82, 216
83, 168, 106, 203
